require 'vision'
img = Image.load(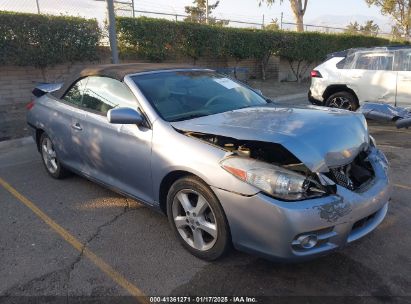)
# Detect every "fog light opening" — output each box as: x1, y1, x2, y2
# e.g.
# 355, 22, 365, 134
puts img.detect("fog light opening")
296, 234, 318, 249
